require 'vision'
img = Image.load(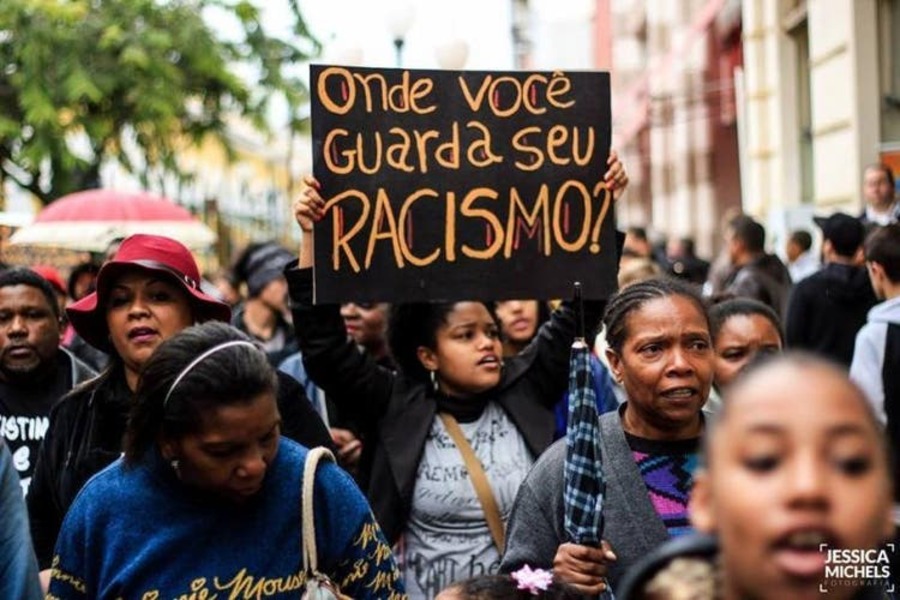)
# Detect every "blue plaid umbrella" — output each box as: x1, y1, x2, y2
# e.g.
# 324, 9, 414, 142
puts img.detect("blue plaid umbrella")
564, 282, 614, 598
564, 338, 606, 544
